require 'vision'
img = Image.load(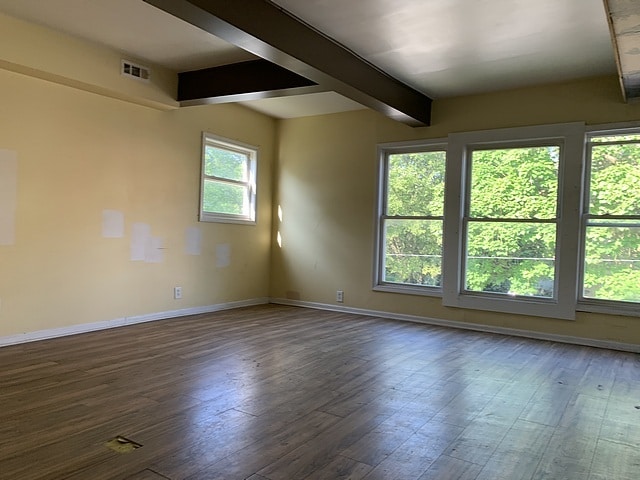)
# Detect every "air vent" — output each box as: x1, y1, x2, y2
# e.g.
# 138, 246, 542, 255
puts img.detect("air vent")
121, 60, 150, 82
